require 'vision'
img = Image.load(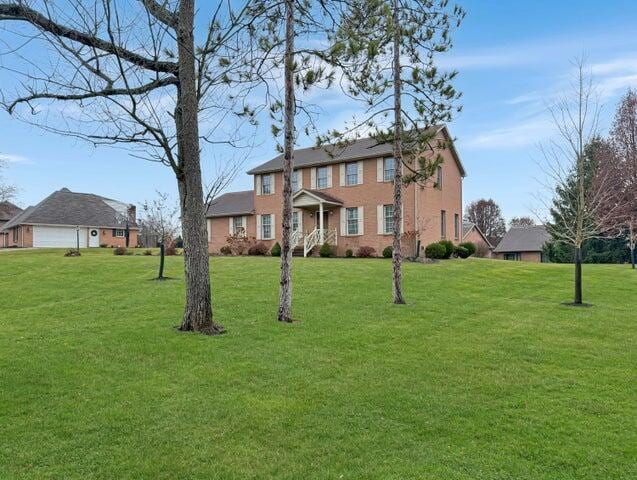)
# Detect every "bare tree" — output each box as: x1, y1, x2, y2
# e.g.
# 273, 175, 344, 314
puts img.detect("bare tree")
609, 89, 637, 269
0, 1, 259, 334
464, 199, 506, 246
540, 60, 621, 305
509, 216, 536, 228
142, 191, 179, 280
0, 159, 17, 202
